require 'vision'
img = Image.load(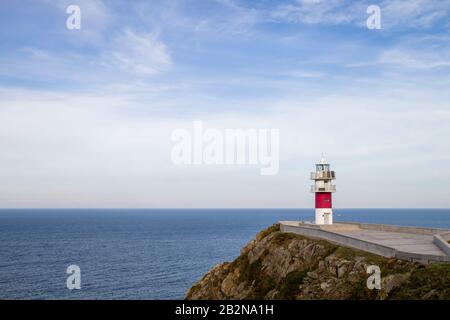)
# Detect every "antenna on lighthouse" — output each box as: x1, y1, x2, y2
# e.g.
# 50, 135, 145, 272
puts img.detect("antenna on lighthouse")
320, 153, 327, 164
